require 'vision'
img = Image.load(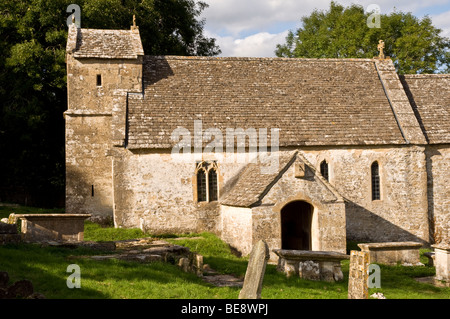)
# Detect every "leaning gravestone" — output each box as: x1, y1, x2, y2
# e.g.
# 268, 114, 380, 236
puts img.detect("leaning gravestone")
238, 240, 270, 299
348, 250, 369, 299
